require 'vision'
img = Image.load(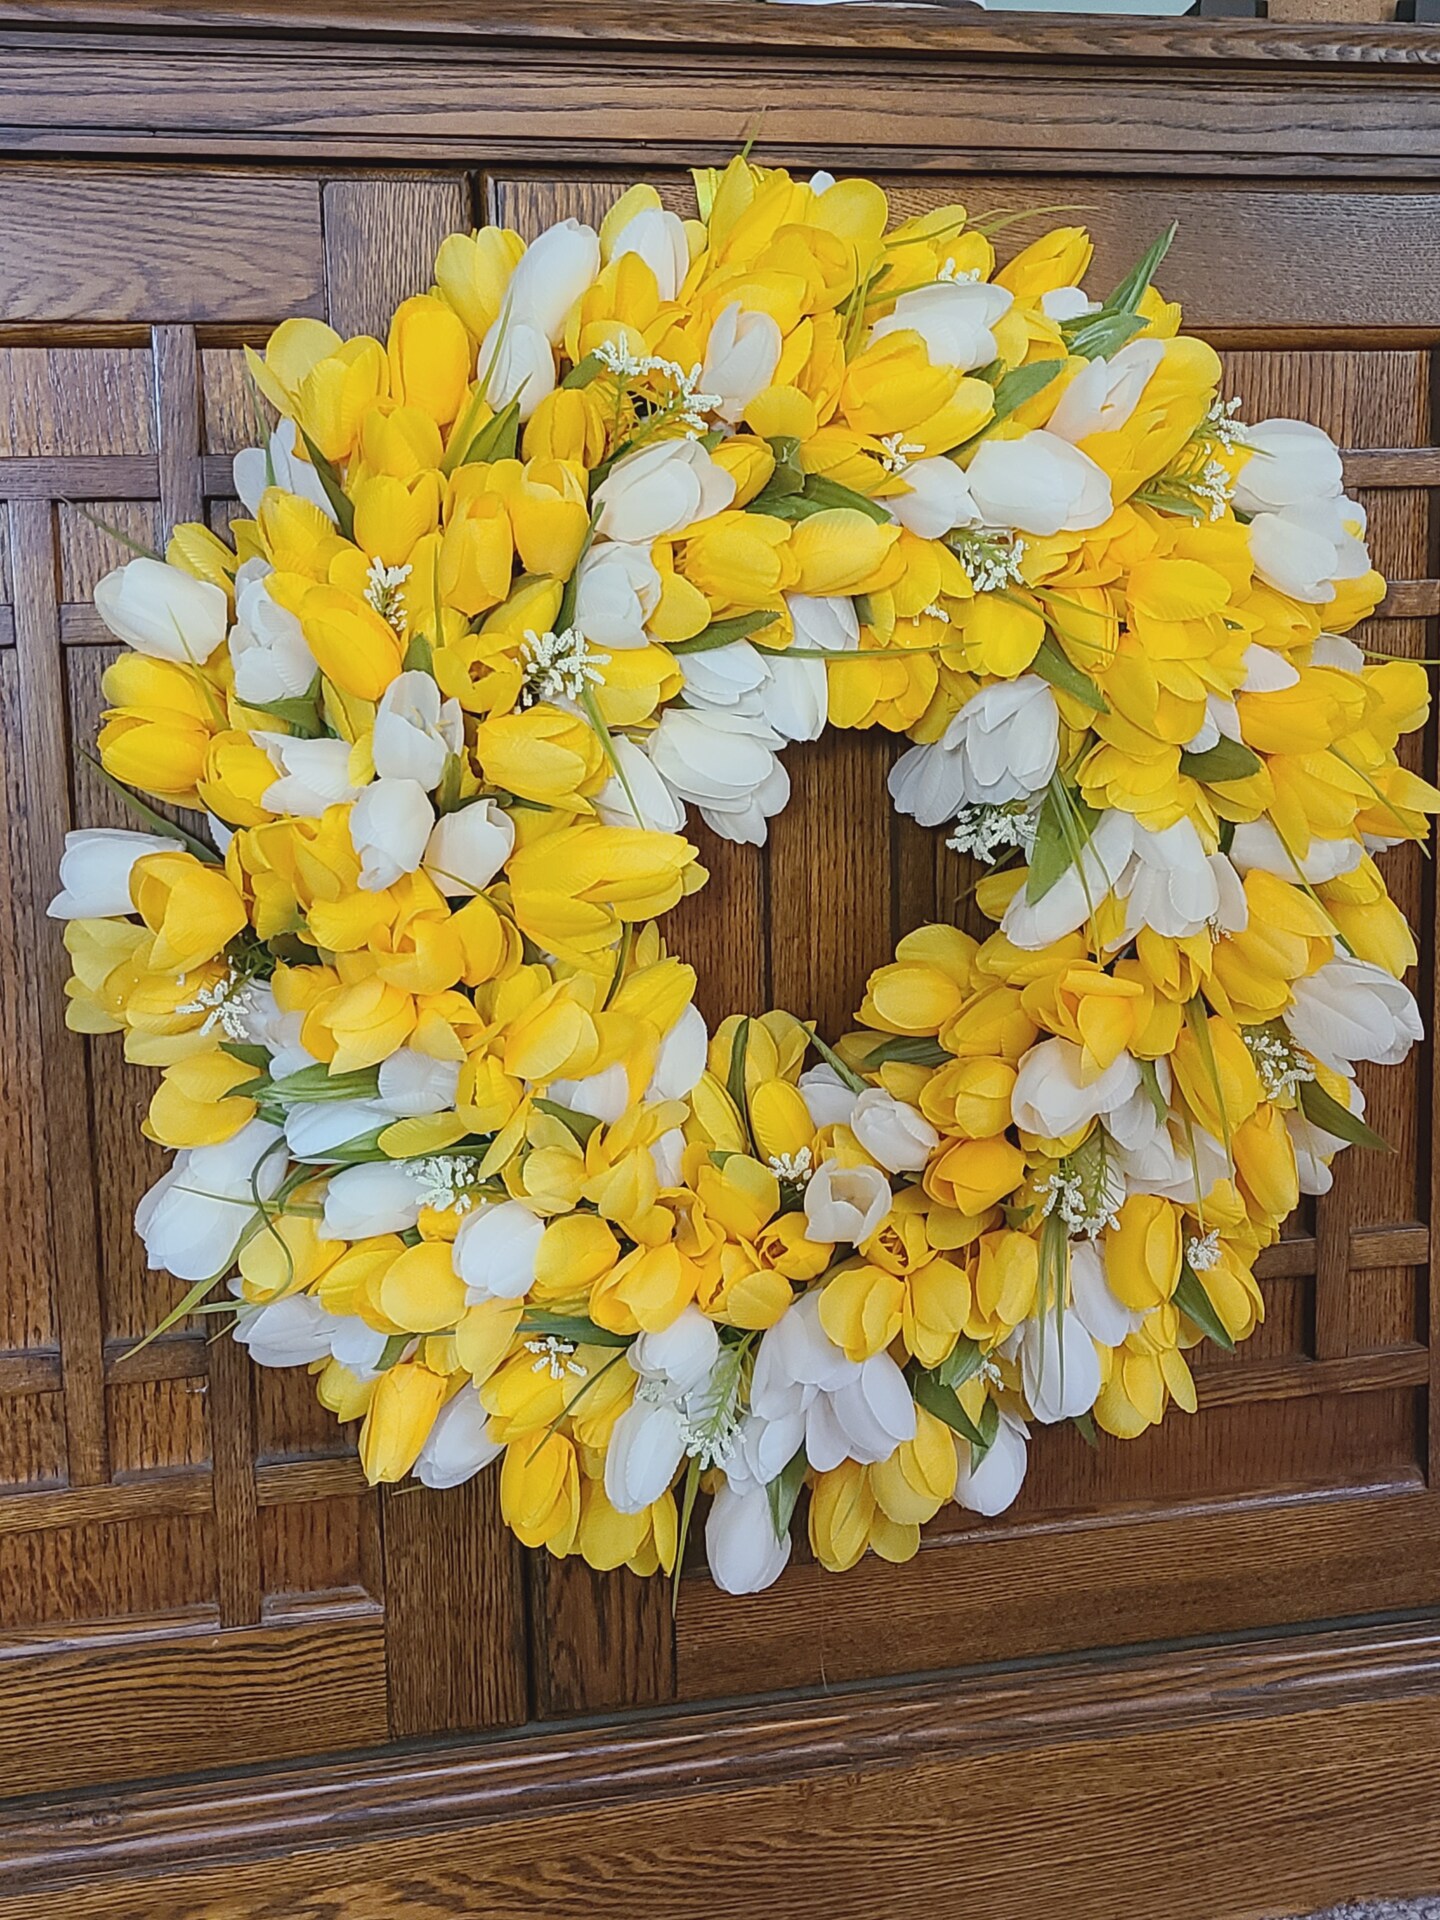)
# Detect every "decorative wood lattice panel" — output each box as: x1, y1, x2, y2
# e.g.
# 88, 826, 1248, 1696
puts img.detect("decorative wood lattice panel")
0, 166, 528, 1794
